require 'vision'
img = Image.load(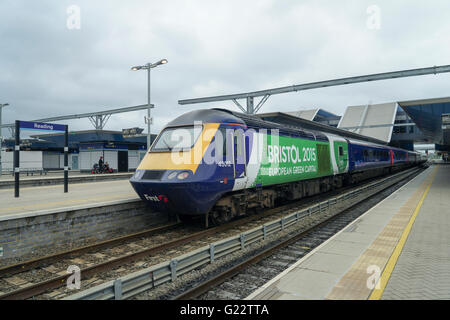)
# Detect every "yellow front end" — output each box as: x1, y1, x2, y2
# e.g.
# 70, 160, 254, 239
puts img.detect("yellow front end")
137, 123, 220, 174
